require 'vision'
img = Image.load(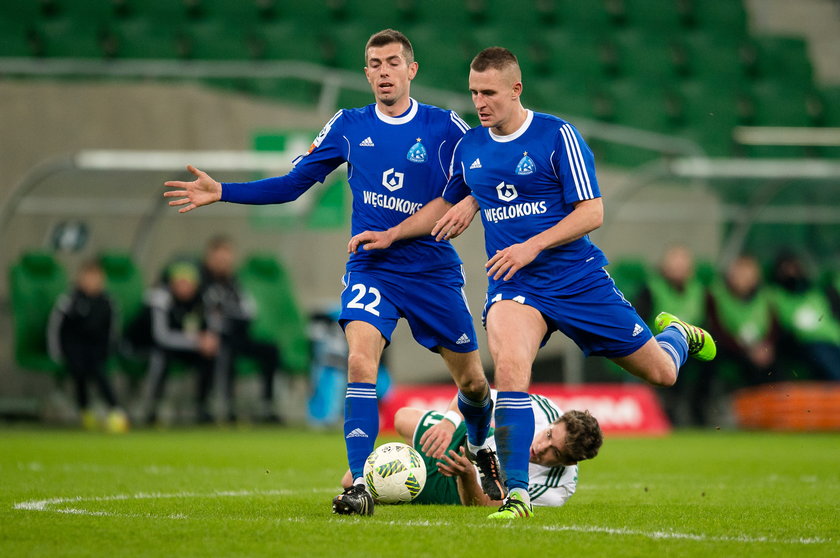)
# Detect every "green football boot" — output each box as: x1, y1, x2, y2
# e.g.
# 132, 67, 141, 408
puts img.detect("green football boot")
488, 490, 533, 519
654, 312, 717, 362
